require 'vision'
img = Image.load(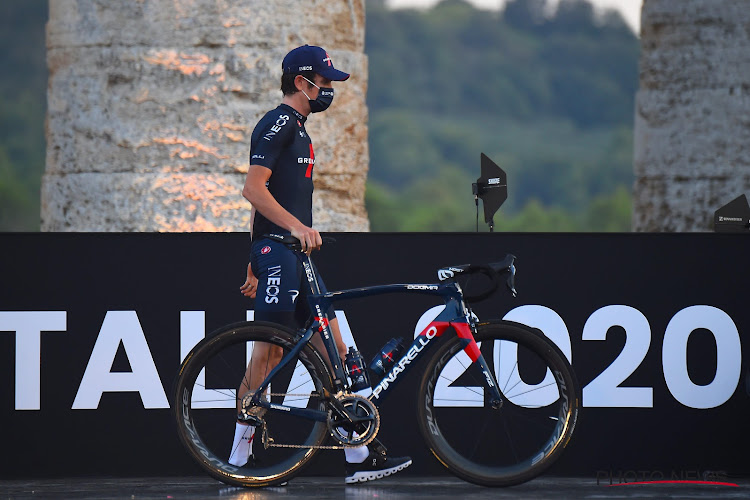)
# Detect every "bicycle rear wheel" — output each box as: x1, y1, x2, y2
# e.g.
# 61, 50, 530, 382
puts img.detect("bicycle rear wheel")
417, 320, 579, 486
173, 321, 332, 487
